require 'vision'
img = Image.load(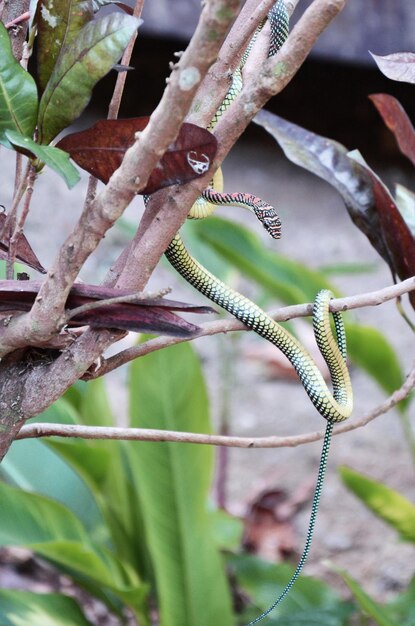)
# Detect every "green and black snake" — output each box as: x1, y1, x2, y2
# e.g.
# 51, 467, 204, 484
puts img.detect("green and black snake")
149, 1, 353, 622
